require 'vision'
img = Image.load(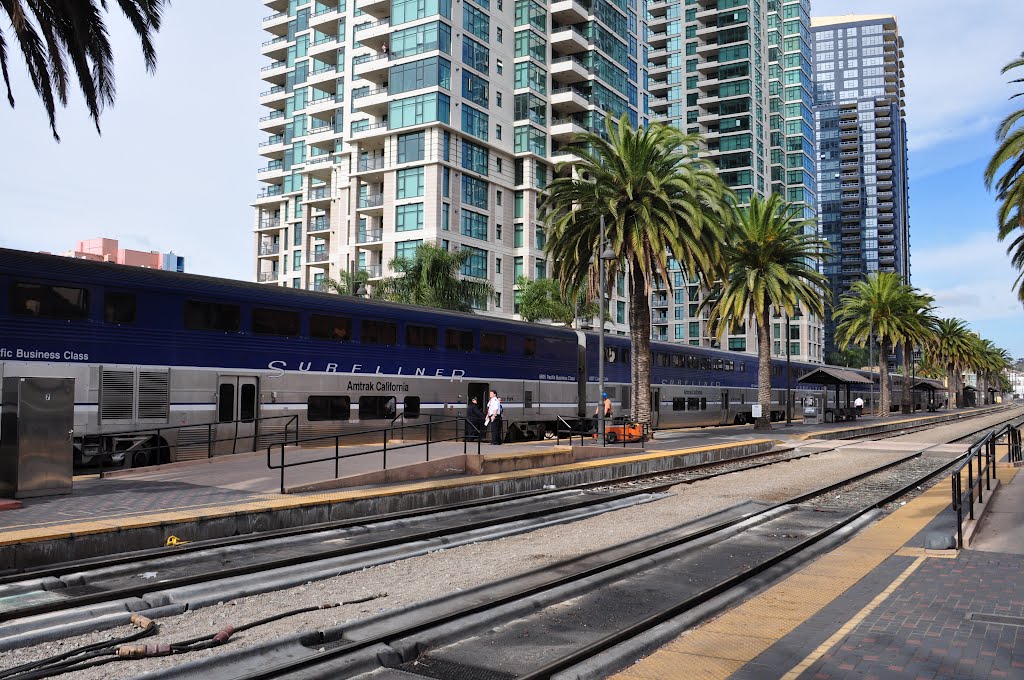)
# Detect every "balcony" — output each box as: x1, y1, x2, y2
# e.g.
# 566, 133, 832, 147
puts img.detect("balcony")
307, 186, 331, 206
257, 217, 281, 230
356, 19, 391, 51
550, 26, 589, 55
352, 86, 390, 114
353, 53, 390, 82
357, 227, 384, 243
359, 263, 384, 278
258, 243, 280, 256
647, 31, 669, 48
550, 0, 589, 24
350, 121, 390, 142
550, 56, 590, 84
256, 185, 284, 200
550, 117, 587, 142
310, 6, 340, 29
356, 0, 390, 18
257, 271, 279, 282
309, 281, 329, 293
357, 192, 384, 211
309, 217, 331, 233
258, 160, 284, 175
308, 250, 330, 263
